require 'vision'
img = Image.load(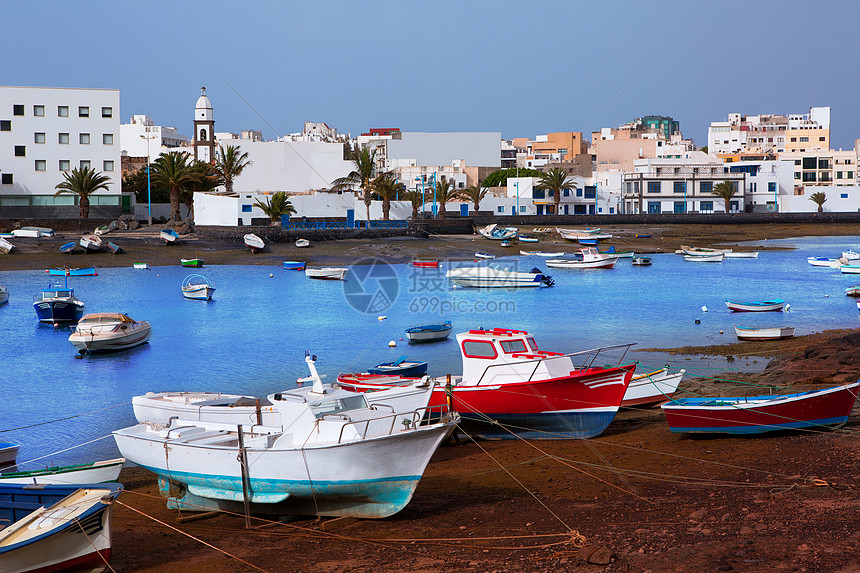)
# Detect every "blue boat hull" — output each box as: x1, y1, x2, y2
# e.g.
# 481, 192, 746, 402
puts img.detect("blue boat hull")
368, 362, 428, 377
458, 410, 618, 440
33, 300, 84, 323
